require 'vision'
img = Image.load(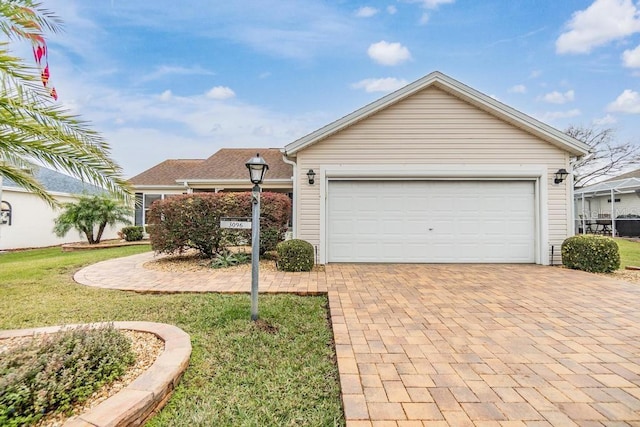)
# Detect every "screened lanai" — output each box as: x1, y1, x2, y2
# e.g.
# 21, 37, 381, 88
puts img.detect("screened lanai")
574, 177, 640, 237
